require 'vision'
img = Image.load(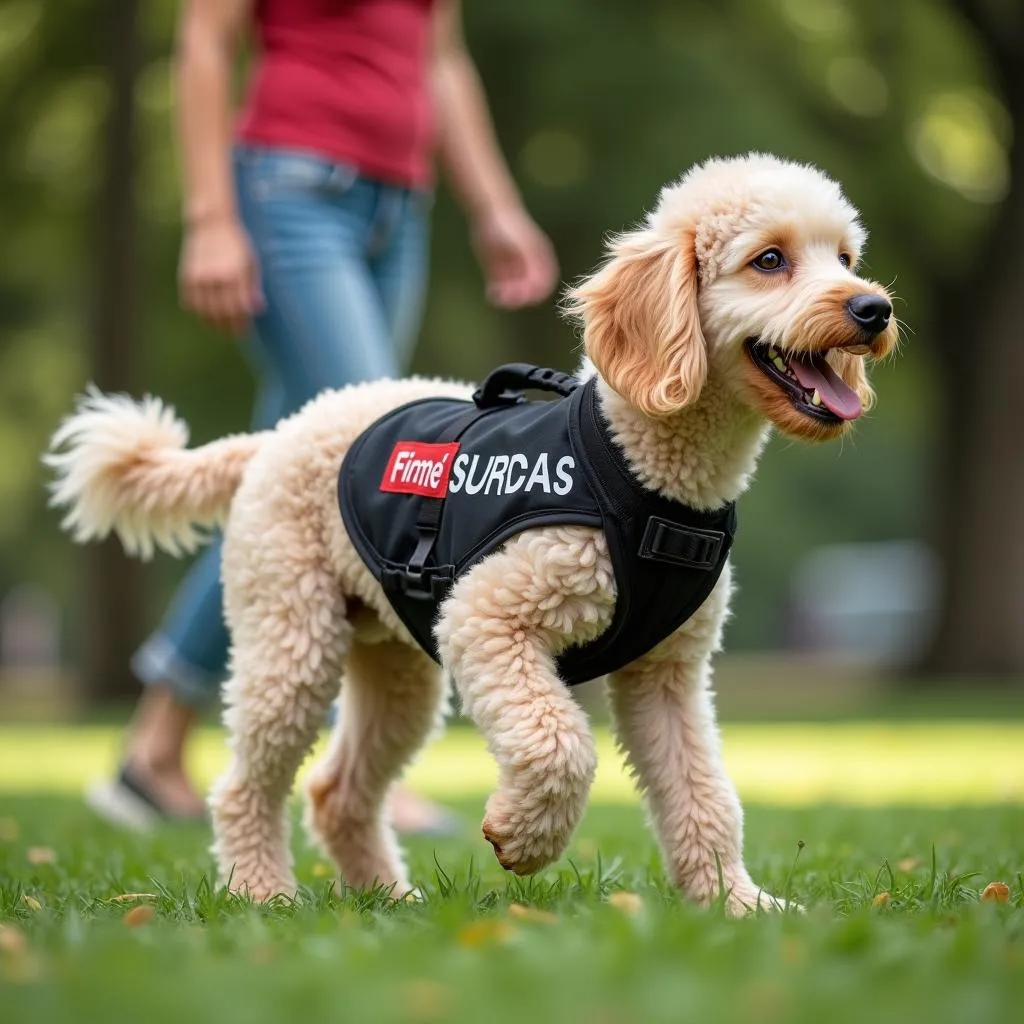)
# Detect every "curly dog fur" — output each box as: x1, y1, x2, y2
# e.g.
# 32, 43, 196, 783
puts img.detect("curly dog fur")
46, 153, 899, 913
